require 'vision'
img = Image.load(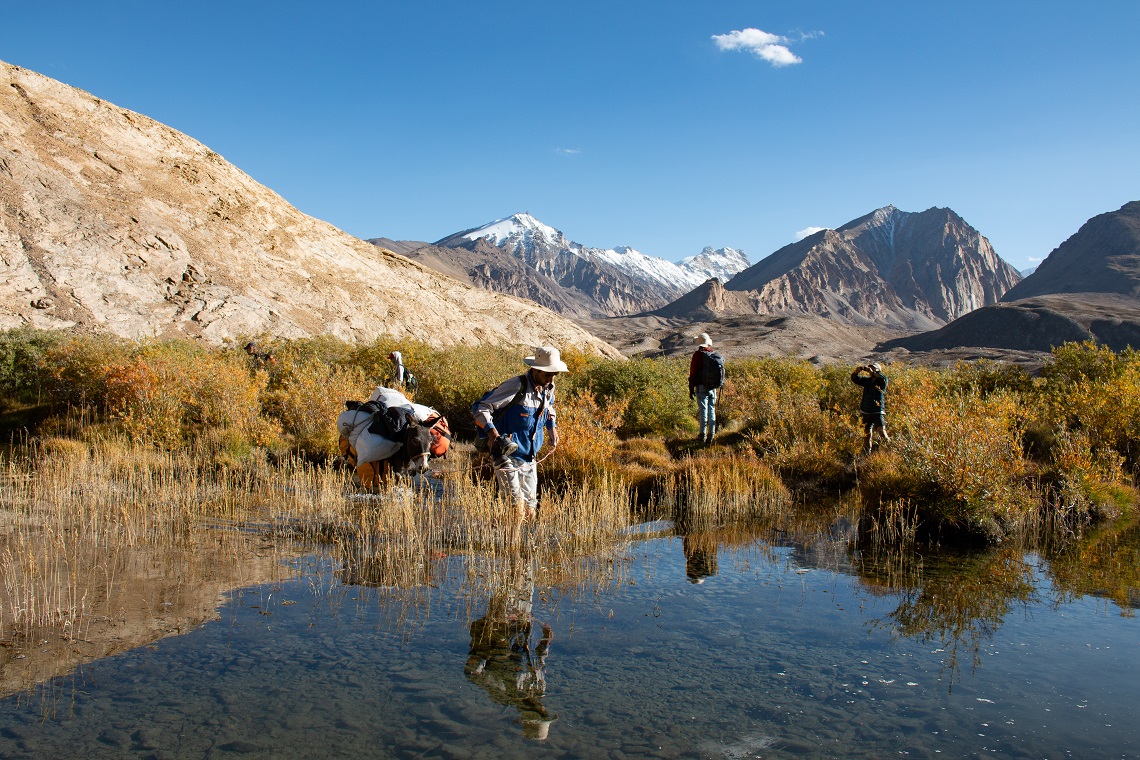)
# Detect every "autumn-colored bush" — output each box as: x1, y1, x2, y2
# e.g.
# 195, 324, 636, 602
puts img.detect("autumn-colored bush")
0, 327, 63, 405
264, 358, 366, 456
543, 388, 628, 487
41, 338, 268, 453
721, 358, 859, 482
1034, 341, 1140, 472
1044, 428, 1135, 522
403, 344, 521, 434
4, 329, 1137, 546
877, 377, 1036, 539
